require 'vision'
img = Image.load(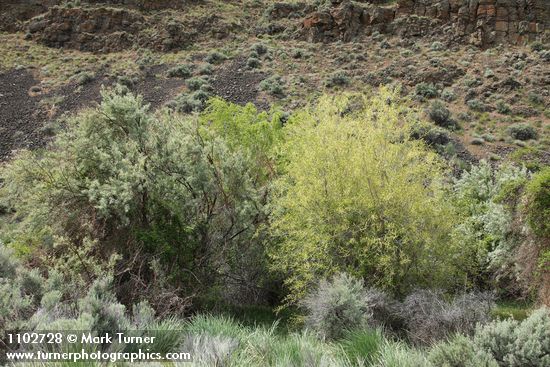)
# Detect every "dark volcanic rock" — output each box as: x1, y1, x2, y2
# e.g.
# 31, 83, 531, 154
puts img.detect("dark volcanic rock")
0, 0, 58, 31
27, 6, 146, 52
0, 69, 46, 160
296, 0, 548, 45
396, 0, 550, 46
211, 58, 269, 110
